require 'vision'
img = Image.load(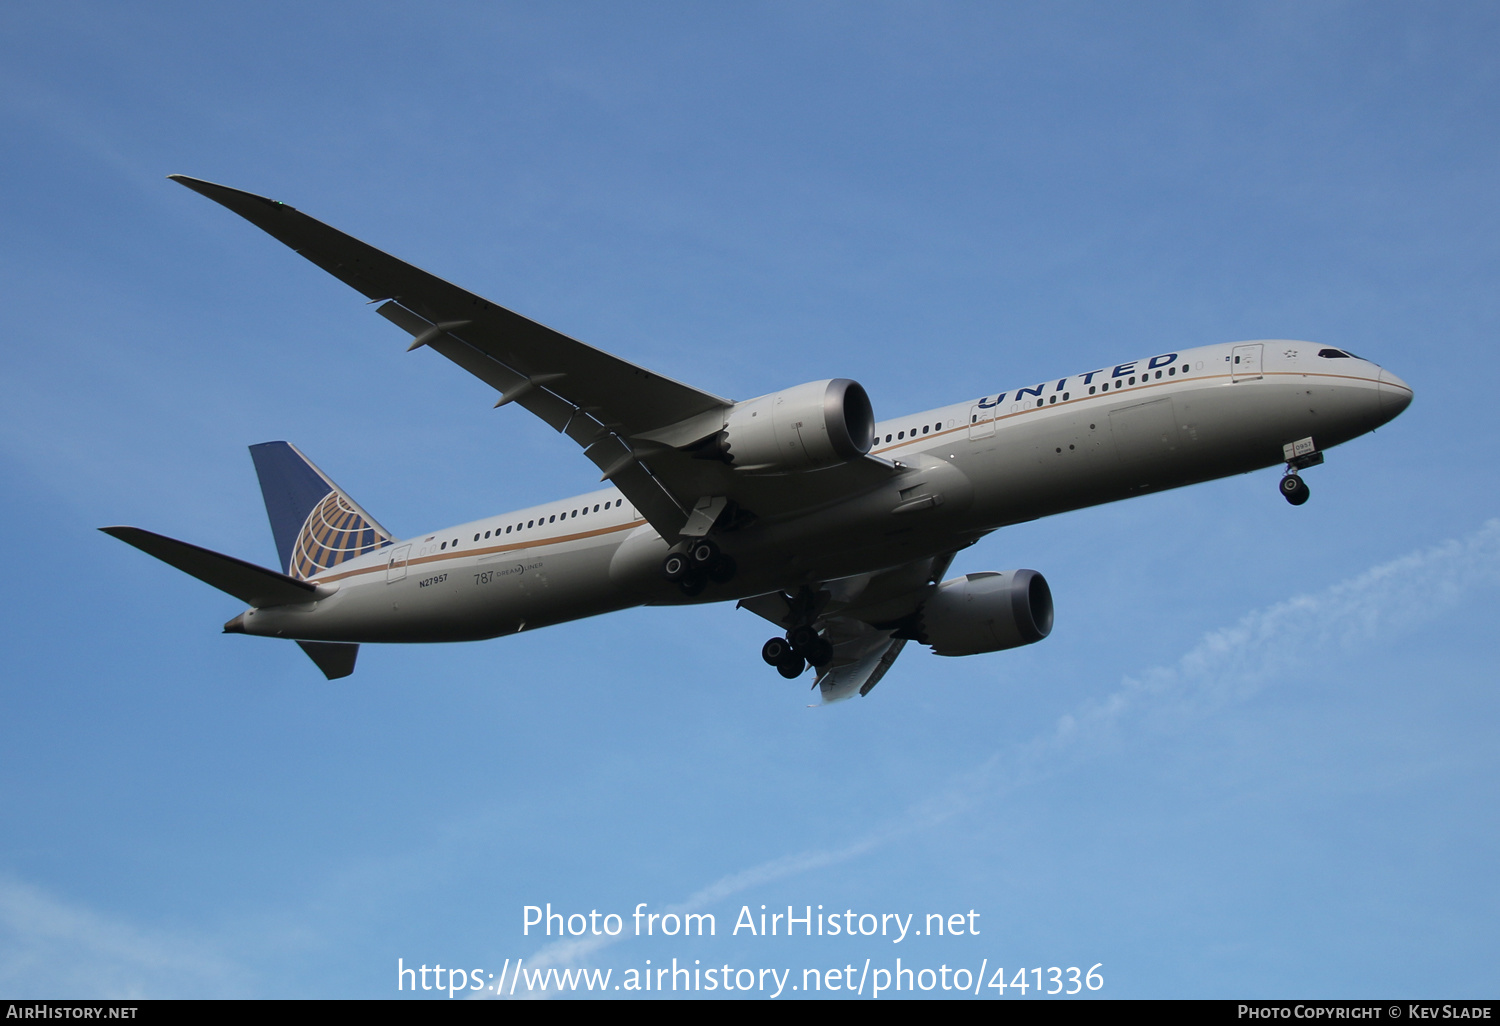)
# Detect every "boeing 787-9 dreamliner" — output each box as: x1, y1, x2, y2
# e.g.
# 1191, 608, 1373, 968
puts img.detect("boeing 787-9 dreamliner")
103, 177, 1414, 701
